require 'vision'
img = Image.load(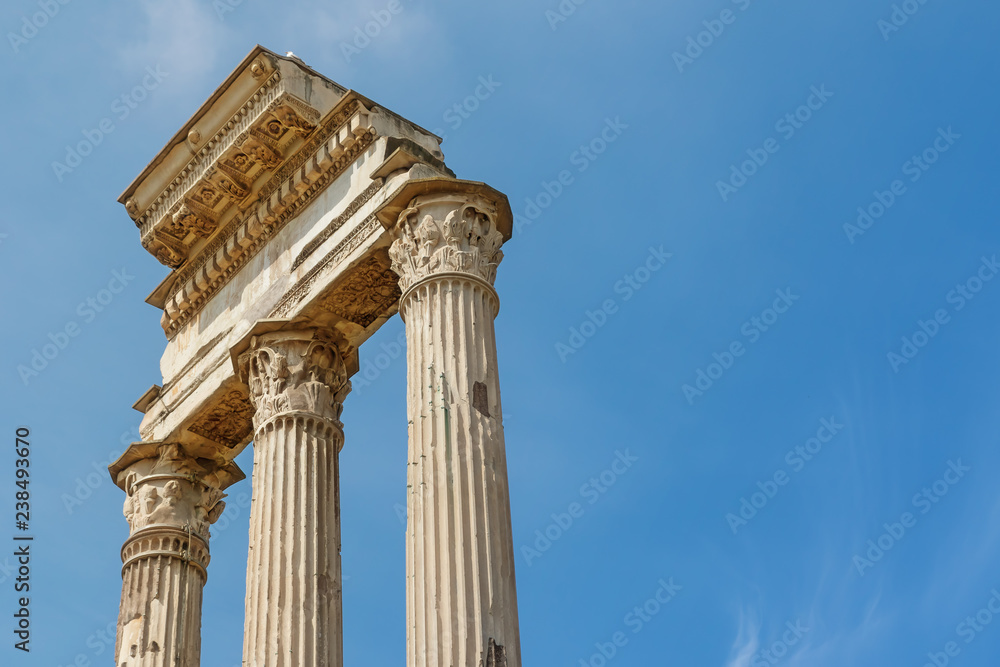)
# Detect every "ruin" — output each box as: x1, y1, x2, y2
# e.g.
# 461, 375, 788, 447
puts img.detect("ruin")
109, 46, 521, 667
